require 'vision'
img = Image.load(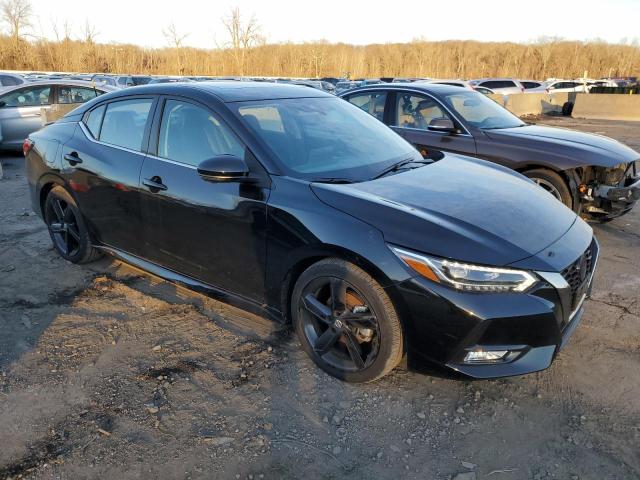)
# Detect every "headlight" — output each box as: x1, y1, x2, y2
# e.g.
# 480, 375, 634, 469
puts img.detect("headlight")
390, 246, 538, 293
